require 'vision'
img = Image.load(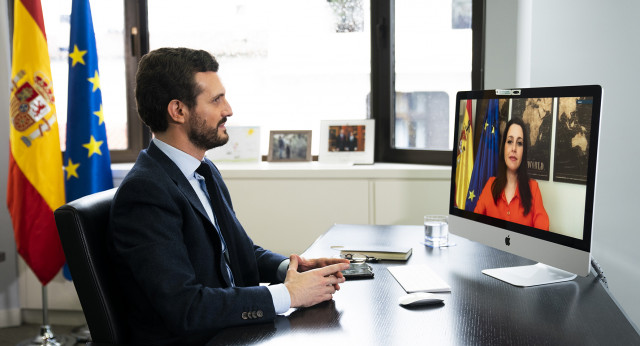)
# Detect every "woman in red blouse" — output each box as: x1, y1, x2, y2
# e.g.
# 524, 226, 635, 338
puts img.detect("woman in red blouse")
474, 117, 549, 230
